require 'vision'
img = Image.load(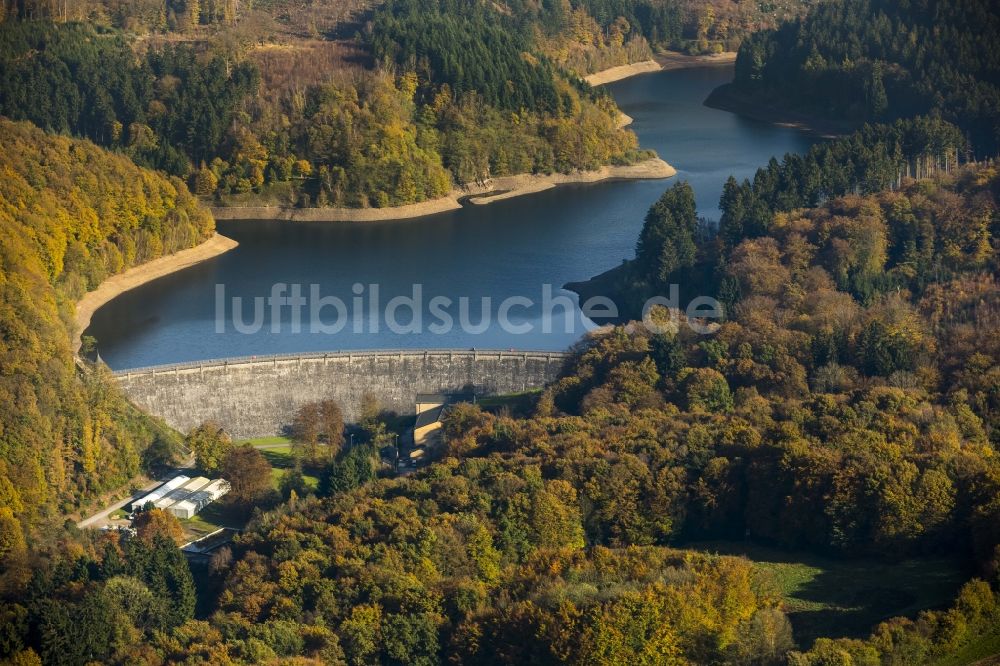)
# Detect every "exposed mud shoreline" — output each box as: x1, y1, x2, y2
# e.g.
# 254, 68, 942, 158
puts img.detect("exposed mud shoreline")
584, 59, 663, 86
464, 158, 676, 206
211, 157, 676, 222
656, 50, 737, 71
582, 51, 738, 87
74, 233, 238, 352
